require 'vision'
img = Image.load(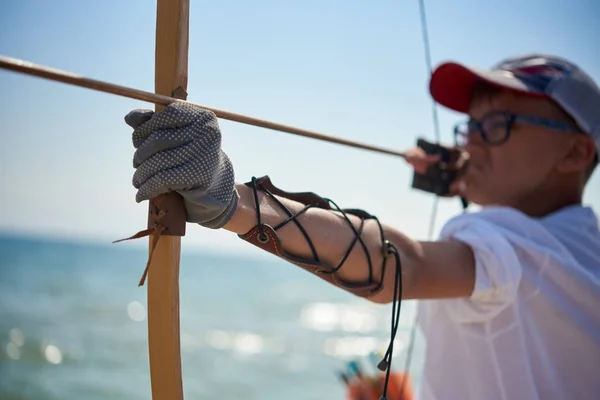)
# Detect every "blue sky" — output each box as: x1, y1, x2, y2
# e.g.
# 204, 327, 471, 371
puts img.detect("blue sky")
1, 0, 599, 258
